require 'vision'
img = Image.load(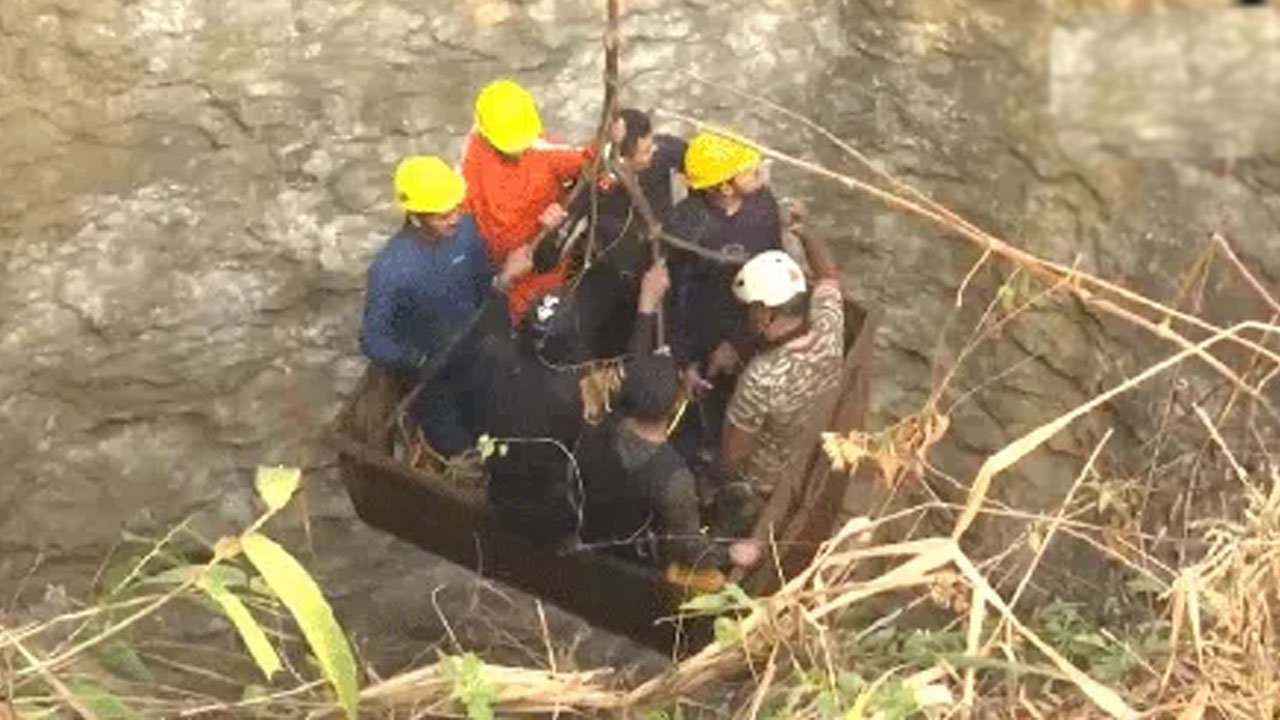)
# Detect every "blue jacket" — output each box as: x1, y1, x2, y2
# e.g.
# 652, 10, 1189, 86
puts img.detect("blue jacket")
359, 215, 495, 373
